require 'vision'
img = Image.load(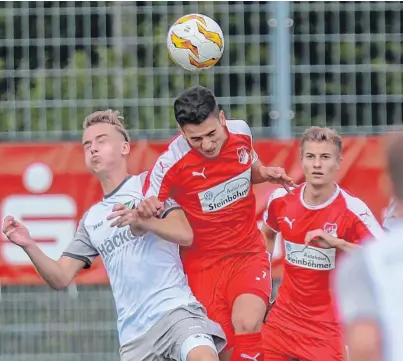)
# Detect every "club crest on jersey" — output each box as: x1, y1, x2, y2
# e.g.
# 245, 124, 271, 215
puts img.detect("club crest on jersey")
323, 222, 338, 237
237, 146, 250, 165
